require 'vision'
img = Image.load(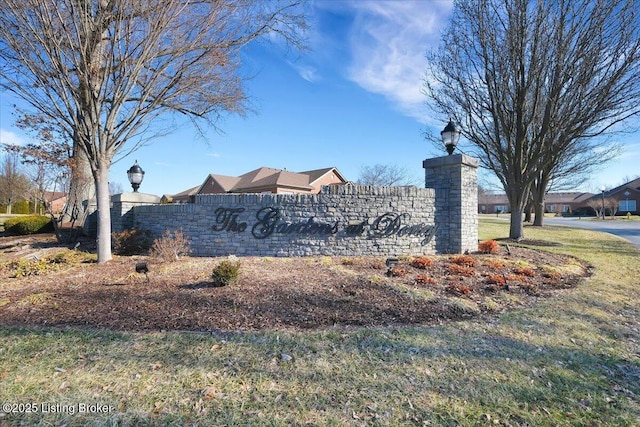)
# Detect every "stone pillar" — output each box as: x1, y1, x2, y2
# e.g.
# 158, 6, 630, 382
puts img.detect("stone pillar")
111, 192, 161, 233
423, 154, 478, 254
